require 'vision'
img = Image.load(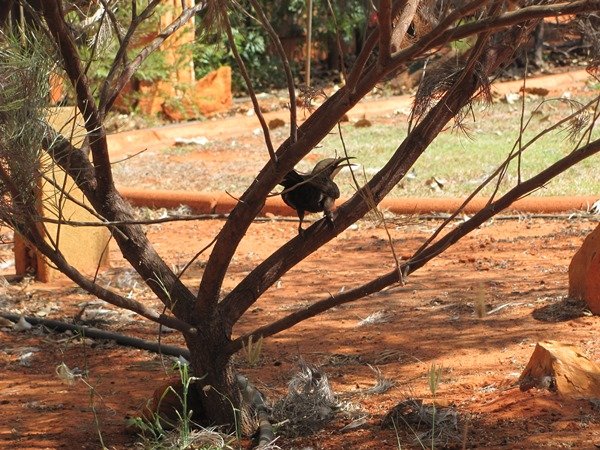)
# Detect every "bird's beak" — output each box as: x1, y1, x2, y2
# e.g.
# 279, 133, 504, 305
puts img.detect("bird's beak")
334, 156, 356, 169
331, 157, 356, 177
